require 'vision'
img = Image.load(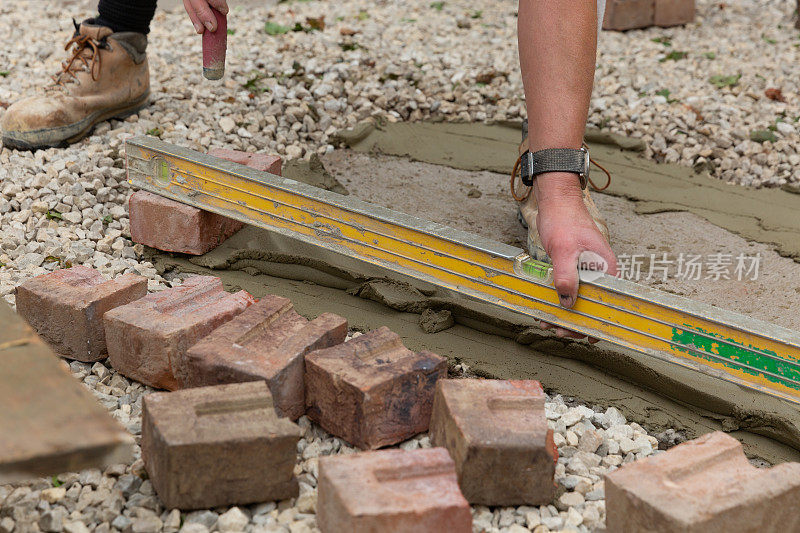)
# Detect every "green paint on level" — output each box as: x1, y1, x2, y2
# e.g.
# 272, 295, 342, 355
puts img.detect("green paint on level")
520, 258, 553, 282
670, 326, 800, 390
